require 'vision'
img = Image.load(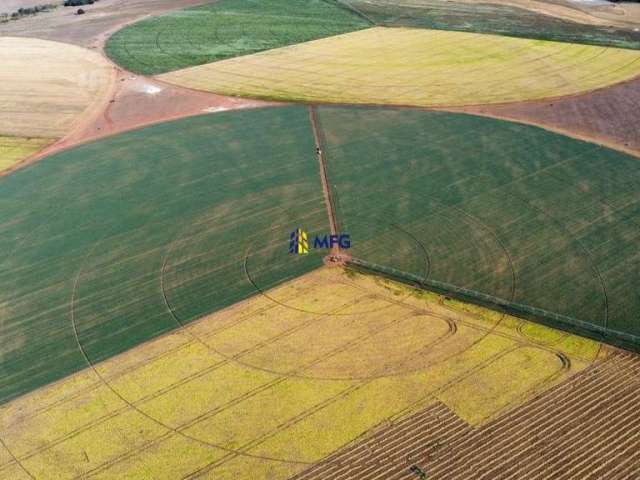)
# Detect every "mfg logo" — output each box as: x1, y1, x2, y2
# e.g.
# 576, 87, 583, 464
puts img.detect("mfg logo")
289, 228, 351, 255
